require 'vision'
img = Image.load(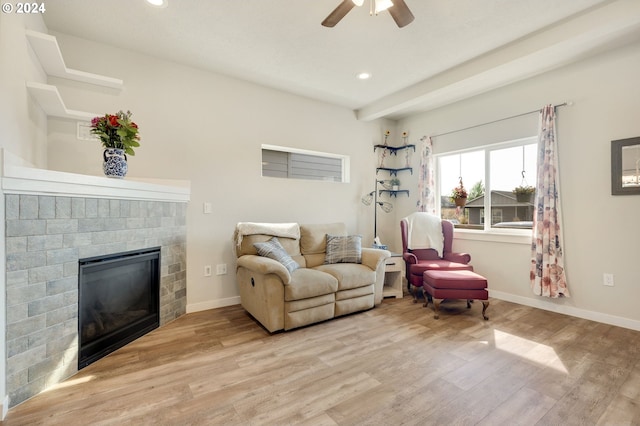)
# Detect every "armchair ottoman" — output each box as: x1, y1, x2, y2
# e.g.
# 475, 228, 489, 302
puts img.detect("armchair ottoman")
423, 270, 489, 320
